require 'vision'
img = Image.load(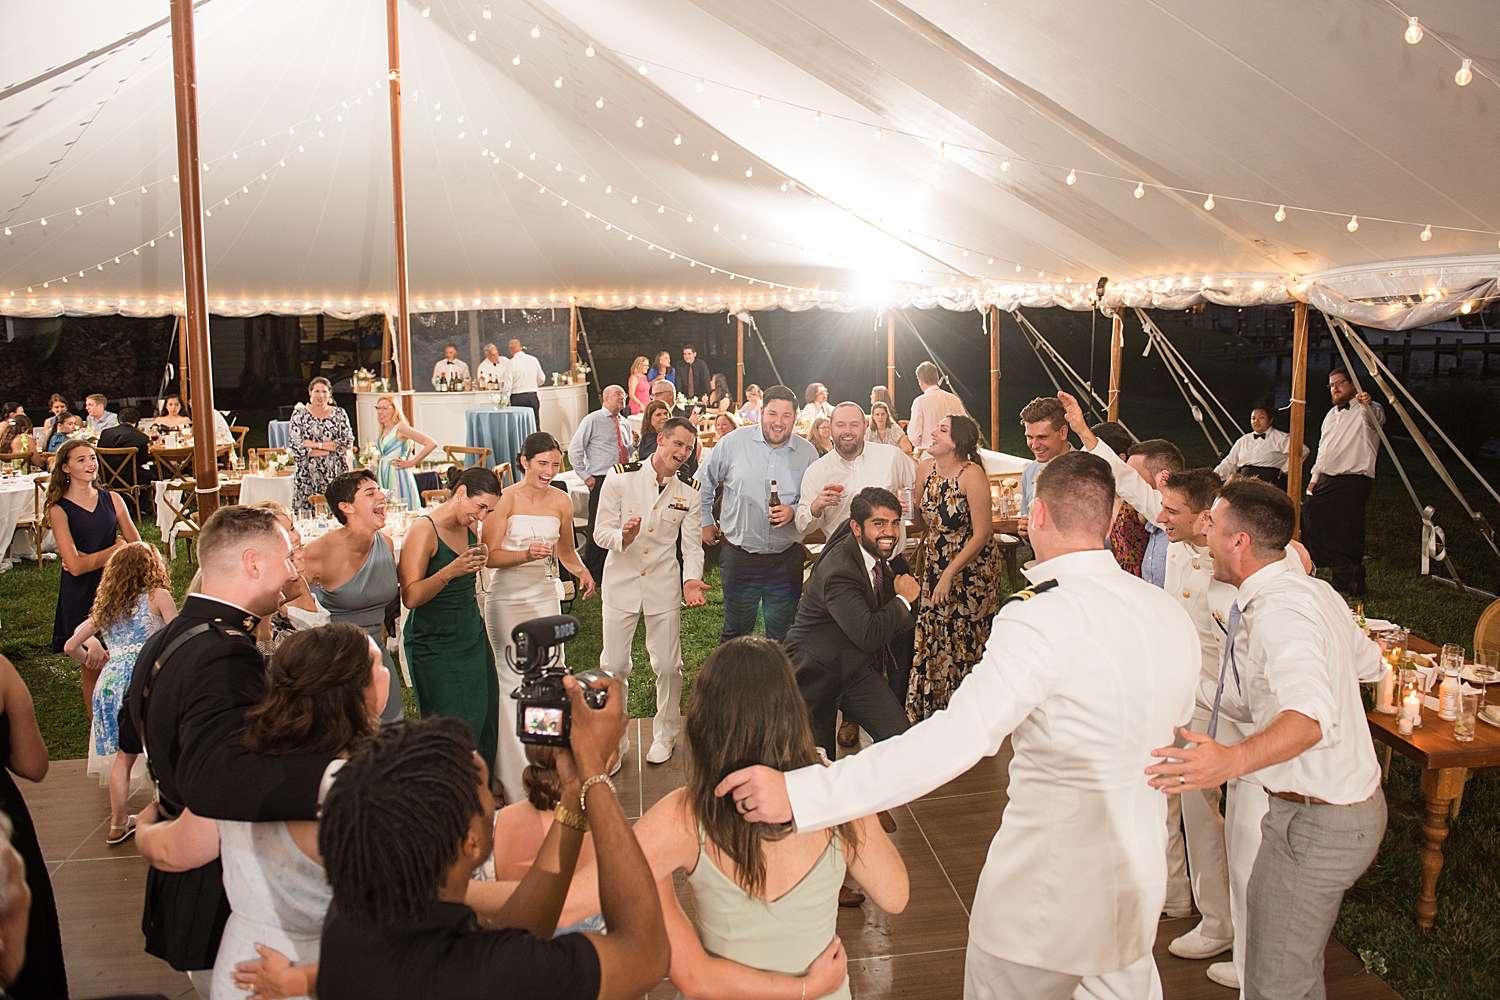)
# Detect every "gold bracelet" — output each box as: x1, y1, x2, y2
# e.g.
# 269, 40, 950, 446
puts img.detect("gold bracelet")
554, 803, 590, 834
800, 977, 807, 1000
578, 773, 616, 814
